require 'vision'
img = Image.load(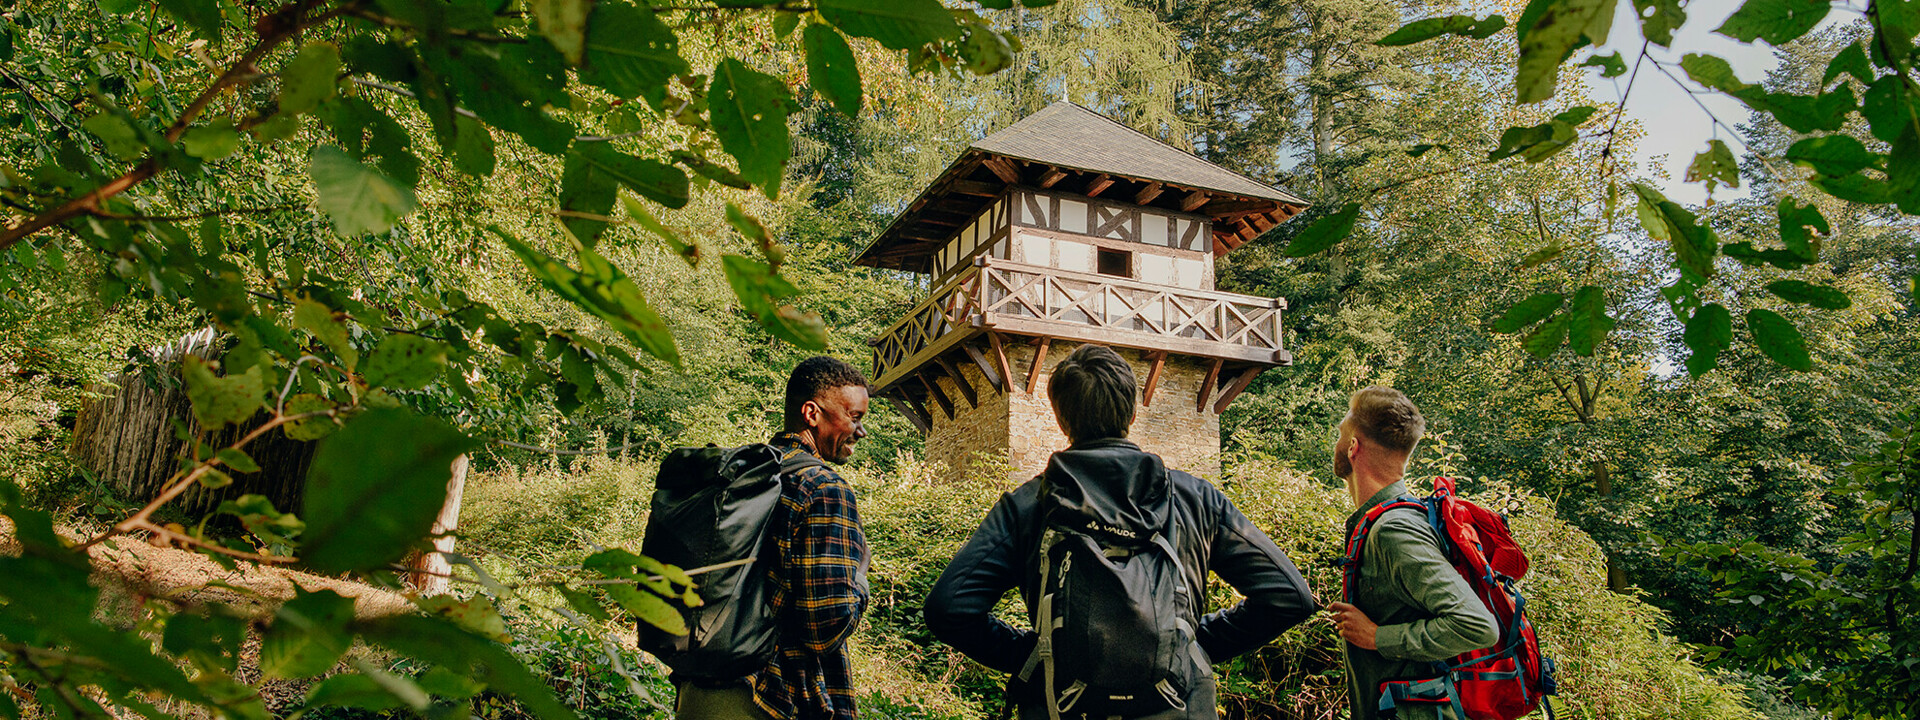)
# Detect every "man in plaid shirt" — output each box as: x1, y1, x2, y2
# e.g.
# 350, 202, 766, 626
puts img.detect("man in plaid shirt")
676, 356, 871, 720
